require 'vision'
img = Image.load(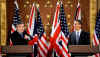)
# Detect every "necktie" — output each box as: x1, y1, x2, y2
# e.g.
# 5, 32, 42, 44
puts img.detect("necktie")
76, 32, 80, 44
20, 33, 24, 38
